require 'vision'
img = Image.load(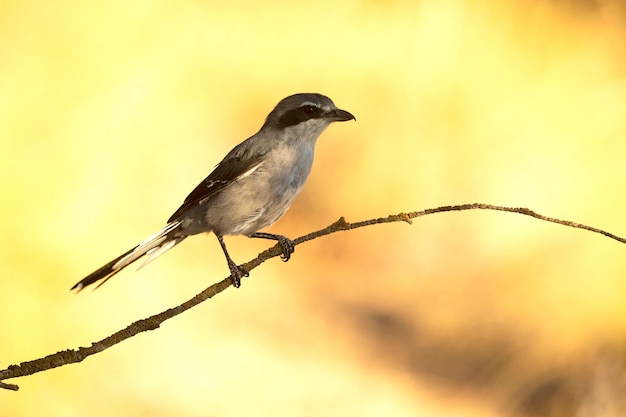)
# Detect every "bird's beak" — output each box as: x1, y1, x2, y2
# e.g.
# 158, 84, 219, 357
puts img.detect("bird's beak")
325, 108, 356, 122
